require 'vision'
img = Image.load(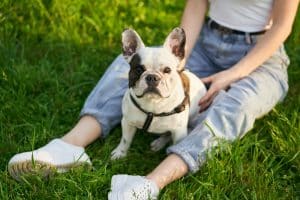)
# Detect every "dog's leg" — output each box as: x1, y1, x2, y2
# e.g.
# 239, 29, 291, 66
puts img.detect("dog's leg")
111, 119, 137, 160
171, 127, 188, 144
150, 133, 172, 152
